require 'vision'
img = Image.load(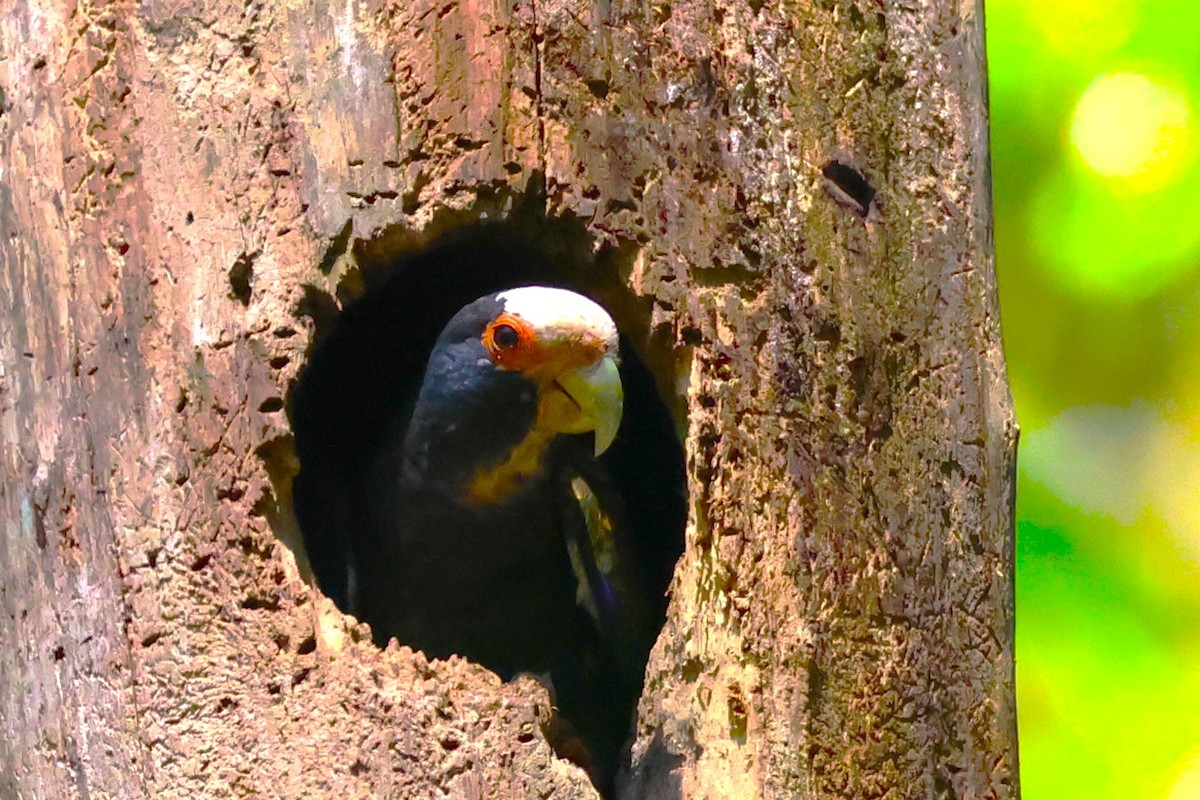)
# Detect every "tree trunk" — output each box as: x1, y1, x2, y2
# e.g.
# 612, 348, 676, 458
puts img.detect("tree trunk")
0, 0, 1017, 798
